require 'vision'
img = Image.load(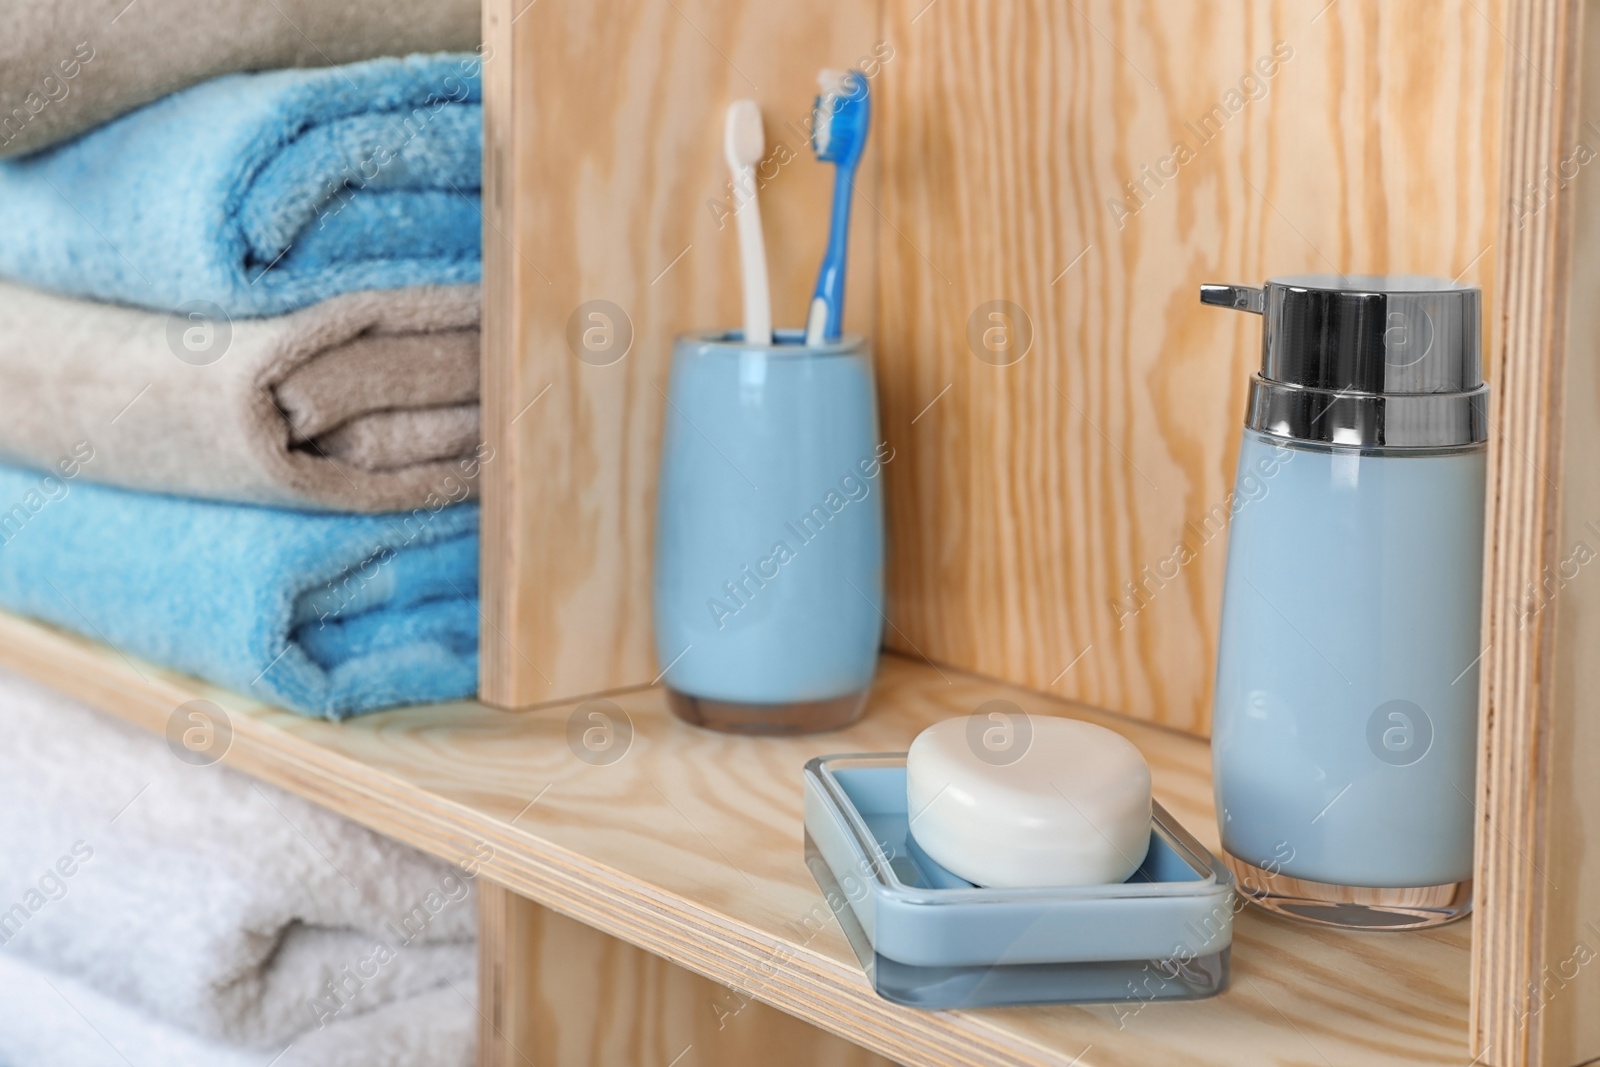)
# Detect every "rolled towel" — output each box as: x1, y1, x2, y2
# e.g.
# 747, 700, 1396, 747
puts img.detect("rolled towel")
0, 464, 478, 717
0, 0, 479, 159
0, 667, 478, 1048
0, 54, 481, 315
0, 281, 480, 512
